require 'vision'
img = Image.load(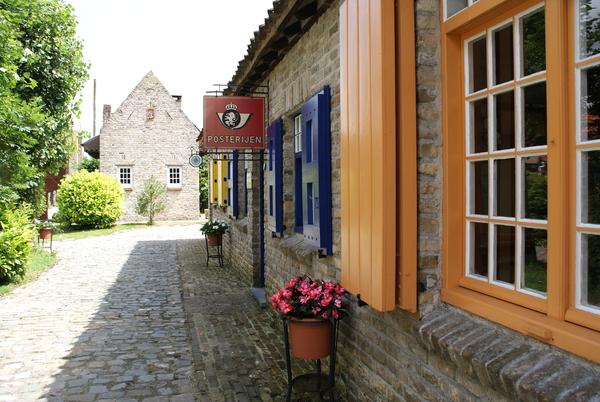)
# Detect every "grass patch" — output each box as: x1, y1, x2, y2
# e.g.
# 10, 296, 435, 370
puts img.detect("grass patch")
0, 247, 57, 297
